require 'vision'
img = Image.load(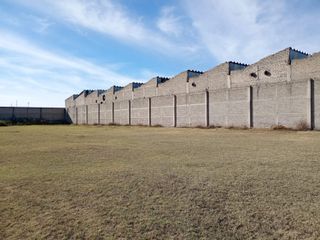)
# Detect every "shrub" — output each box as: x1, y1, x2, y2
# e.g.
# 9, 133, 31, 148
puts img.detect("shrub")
271, 125, 291, 131
136, 124, 147, 127
209, 125, 221, 129
195, 125, 209, 129
226, 125, 249, 130
296, 120, 310, 131
0, 120, 9, 126
108, 123, 120, 126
